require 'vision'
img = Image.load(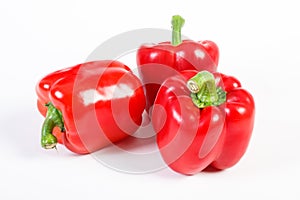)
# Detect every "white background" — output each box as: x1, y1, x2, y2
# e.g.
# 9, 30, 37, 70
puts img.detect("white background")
1, 0, 299, 199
